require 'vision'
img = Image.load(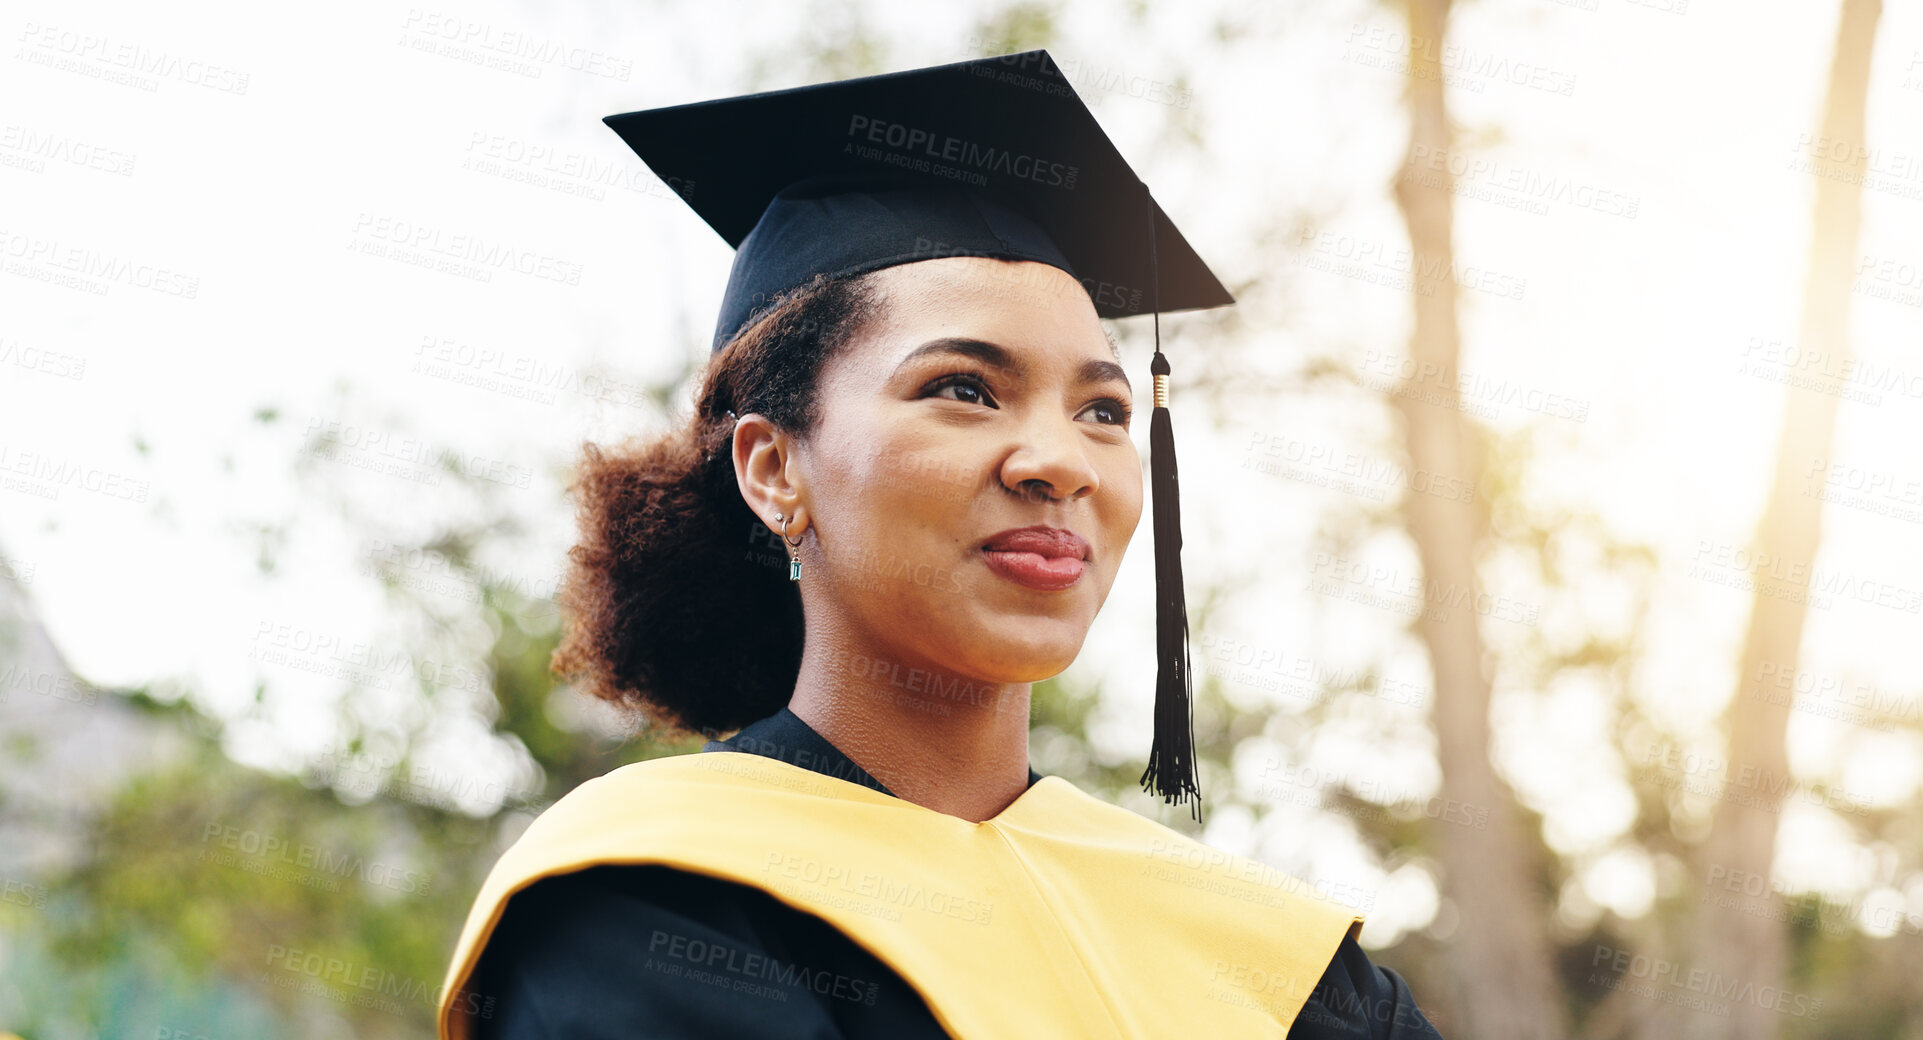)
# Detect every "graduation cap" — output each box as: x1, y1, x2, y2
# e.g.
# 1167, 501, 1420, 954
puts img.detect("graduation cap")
604, 49, 1227, 820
